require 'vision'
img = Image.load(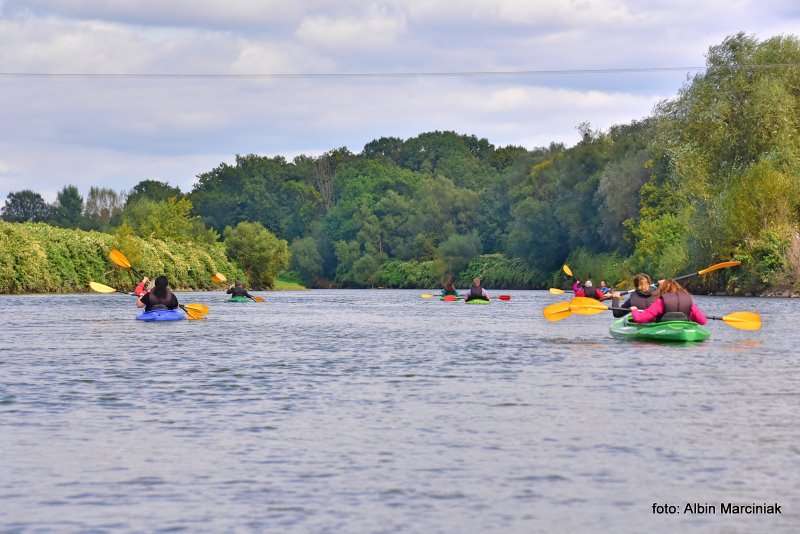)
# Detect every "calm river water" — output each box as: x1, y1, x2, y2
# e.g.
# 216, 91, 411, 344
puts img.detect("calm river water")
1, 290, 798, 533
